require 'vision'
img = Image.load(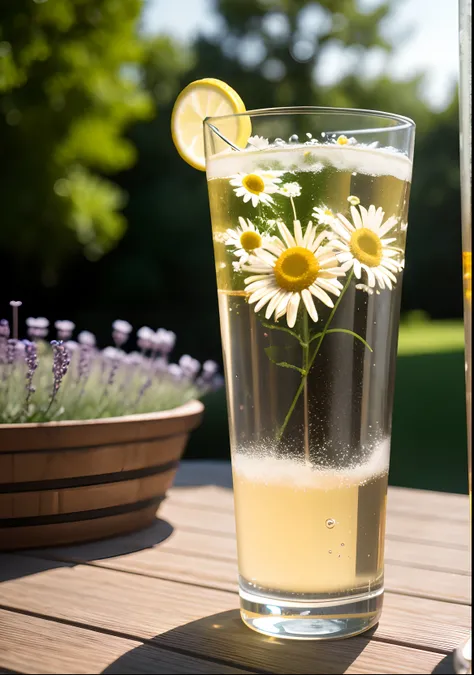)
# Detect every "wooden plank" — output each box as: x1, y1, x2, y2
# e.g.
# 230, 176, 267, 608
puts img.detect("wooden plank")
40, 535, 471, 604
0, 611, 448, 675
0, 555, 469, 656
36, 512, 470, 598
159, 498, 470, 549
0, 572, 452, 675
0, 609, 249, 674
387, 487, 470, 523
